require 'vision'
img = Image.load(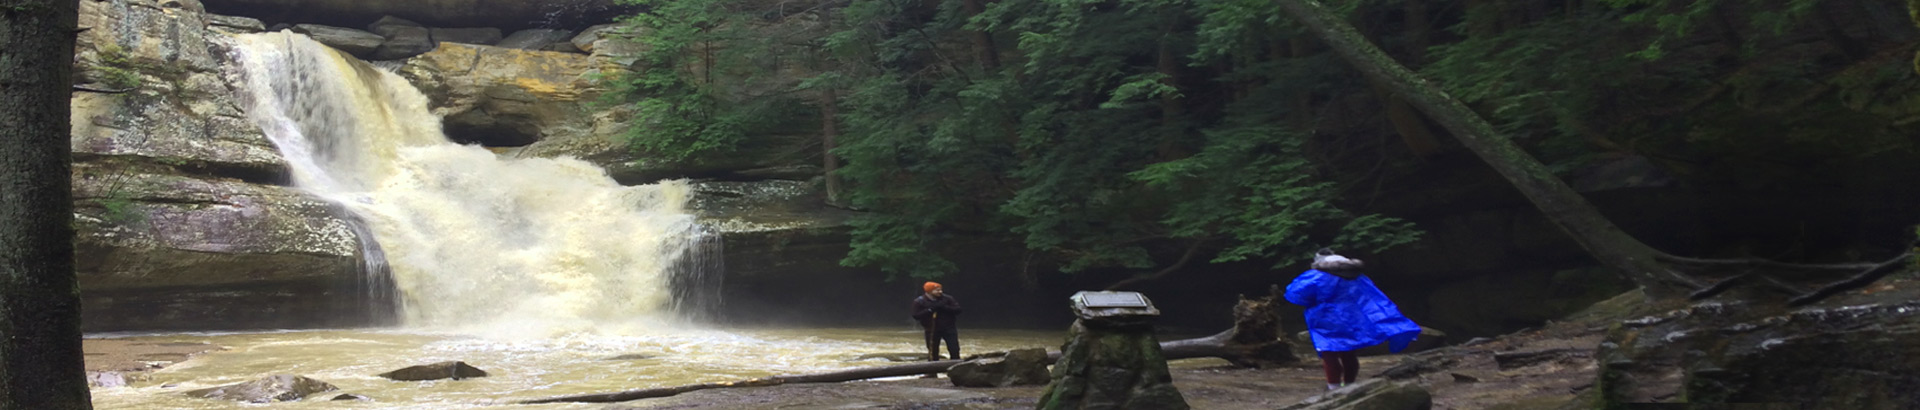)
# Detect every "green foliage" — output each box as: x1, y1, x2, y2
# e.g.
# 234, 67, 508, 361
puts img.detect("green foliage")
608, 0, 1920, 281
606, 0, 816, 162
812, 0, 1421, 276
1598, 0, 1822, 60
